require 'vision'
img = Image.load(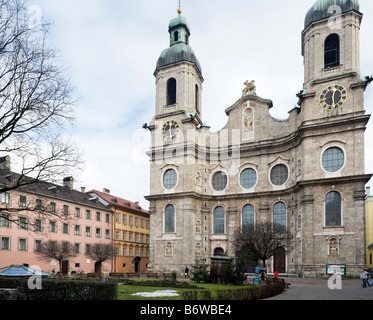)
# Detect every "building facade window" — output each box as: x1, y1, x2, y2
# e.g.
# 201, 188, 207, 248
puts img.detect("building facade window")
240, 168, 257, 189
270, 164, 289, 186
322, 147, 344, 172
324, 33, 340, 68
167, 78, 177, 105
325, 191, 342, 227
164, 204, 175, 233
163, 169, 178, 189
213, 206, 225, 234
273, 202, 287, 228
212, 171, 228, 191
242, 204, 255, 226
